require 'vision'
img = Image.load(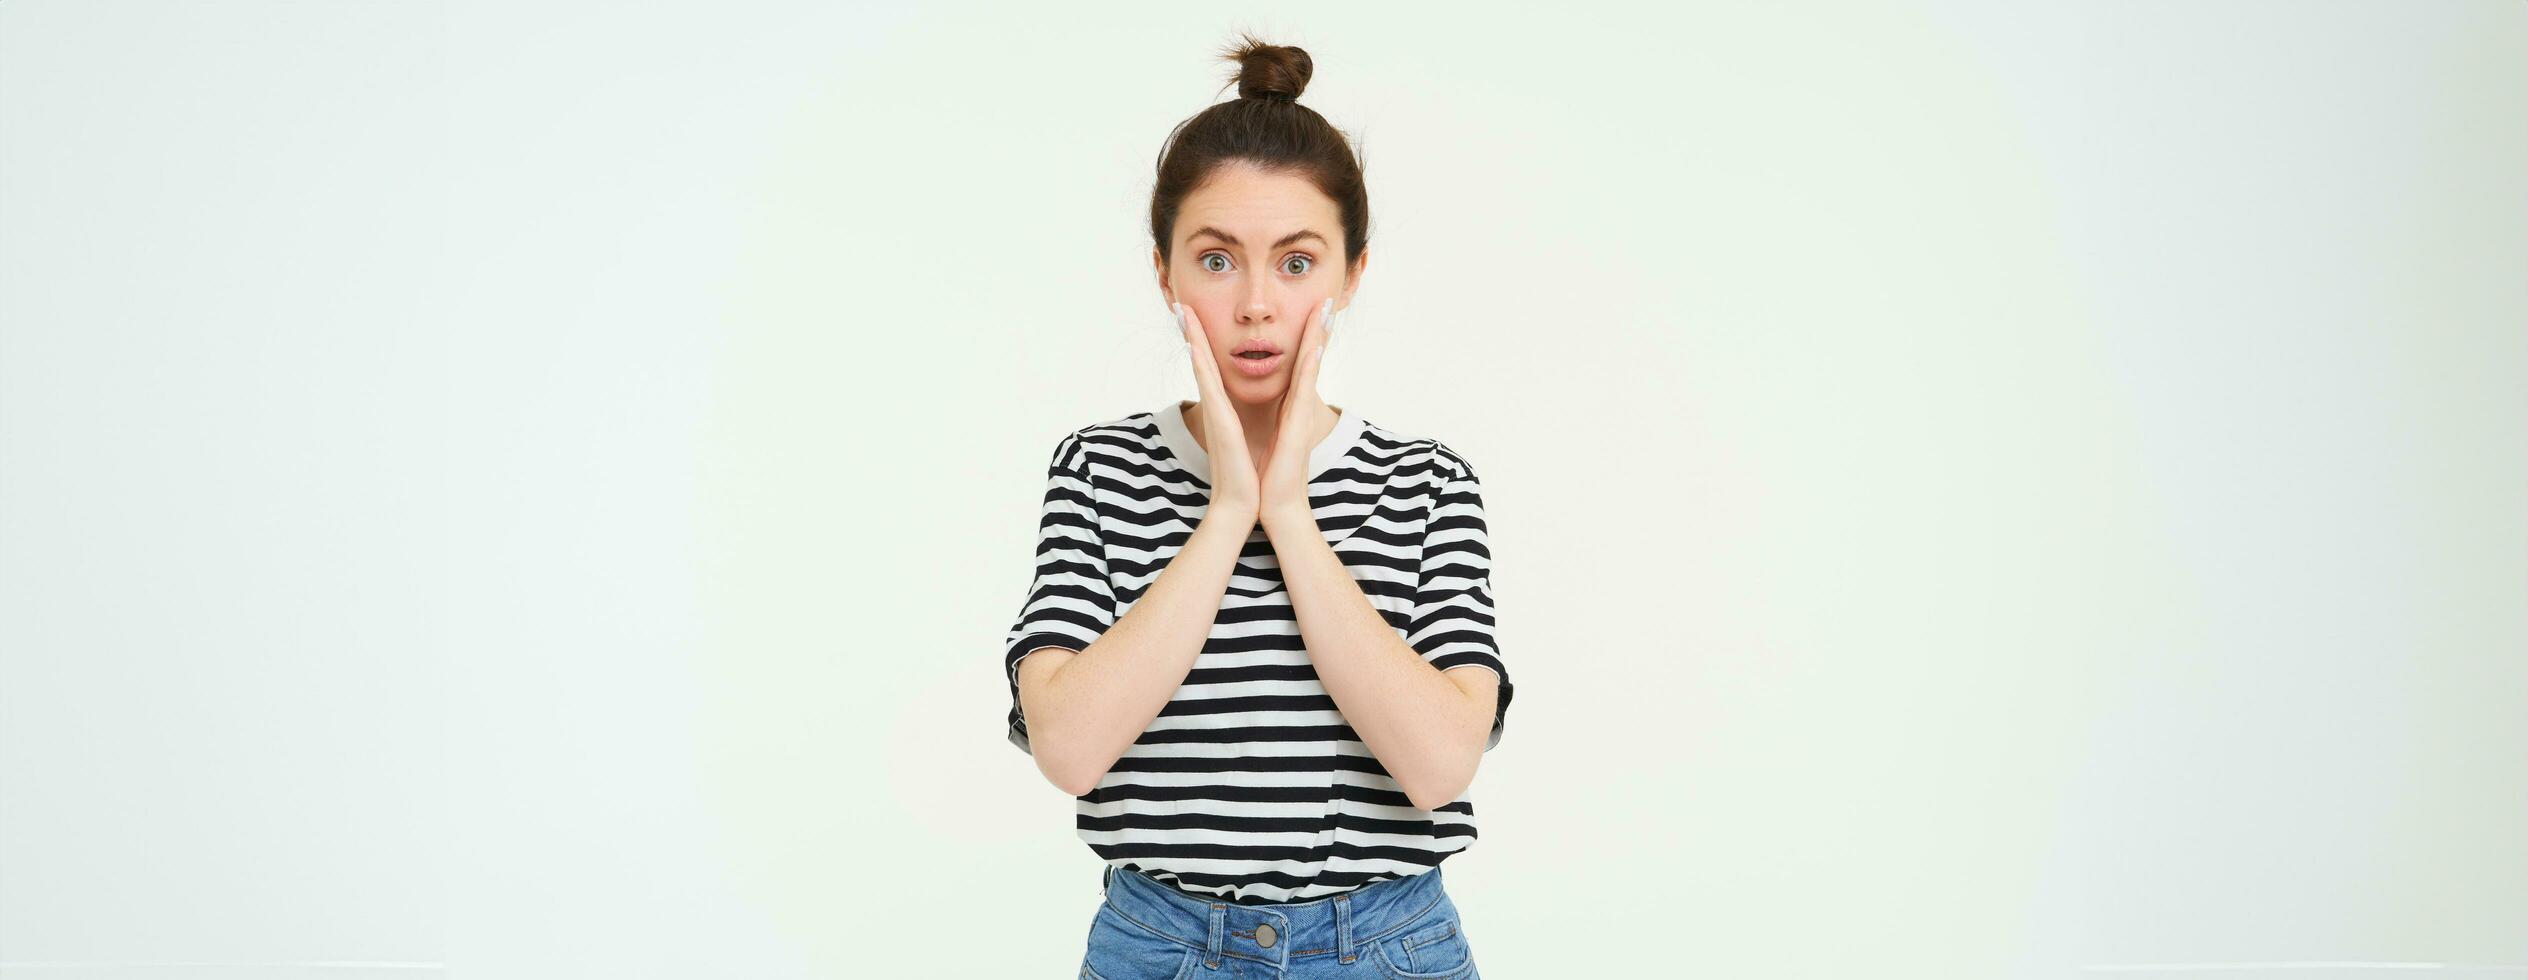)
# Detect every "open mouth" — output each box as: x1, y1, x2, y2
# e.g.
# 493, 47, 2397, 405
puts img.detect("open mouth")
1228, 348, 1285, 376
